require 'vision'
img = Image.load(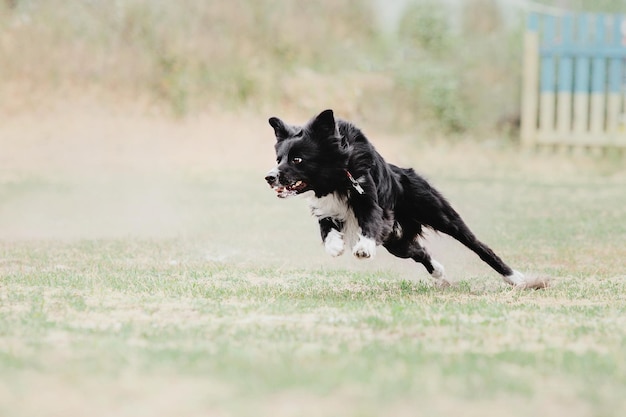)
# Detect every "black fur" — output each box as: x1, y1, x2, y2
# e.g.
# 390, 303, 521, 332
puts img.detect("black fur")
265, 109, 523, 285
